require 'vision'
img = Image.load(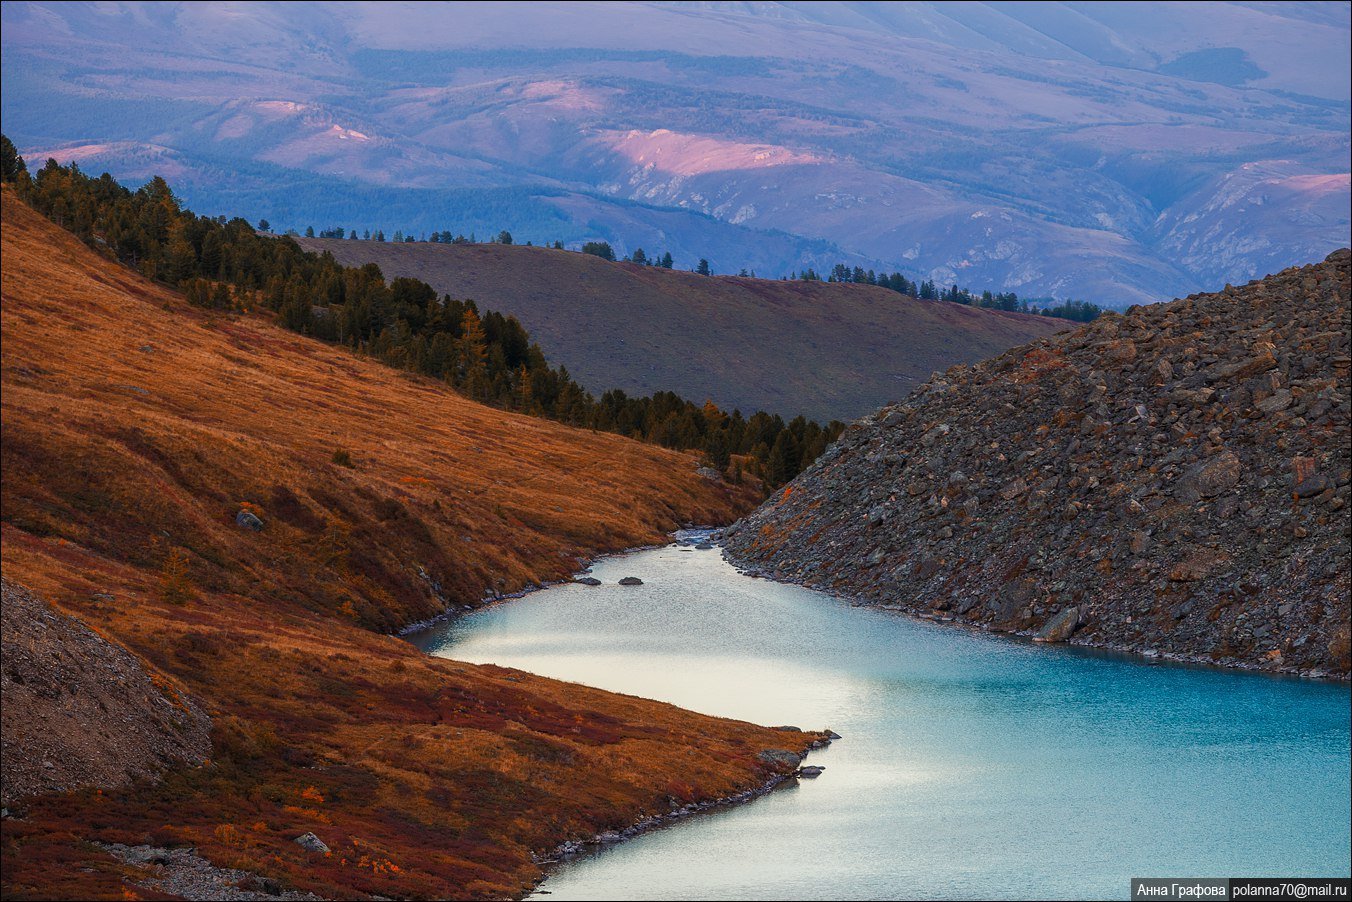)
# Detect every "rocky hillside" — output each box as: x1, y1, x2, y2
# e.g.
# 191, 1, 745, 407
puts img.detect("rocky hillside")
1, 579, 211, 805
726, 251, 1351, 678
298, 237, 1063, 421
